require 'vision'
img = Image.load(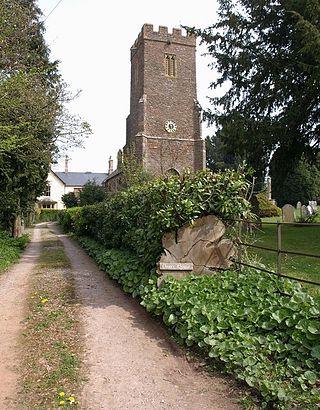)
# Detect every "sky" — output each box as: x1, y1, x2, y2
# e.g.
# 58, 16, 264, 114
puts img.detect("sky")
37, 0, 219, 173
